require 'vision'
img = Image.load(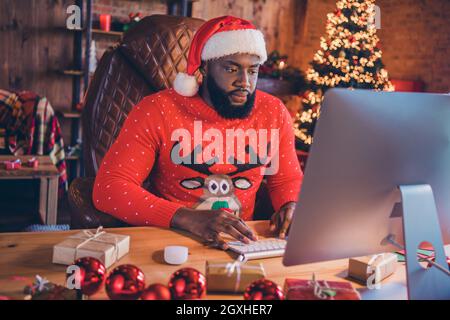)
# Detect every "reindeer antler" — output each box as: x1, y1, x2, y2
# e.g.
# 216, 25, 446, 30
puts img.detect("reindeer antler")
227, 142, 271, 175
171, 141, 270, 176
171, 141, 218, 176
